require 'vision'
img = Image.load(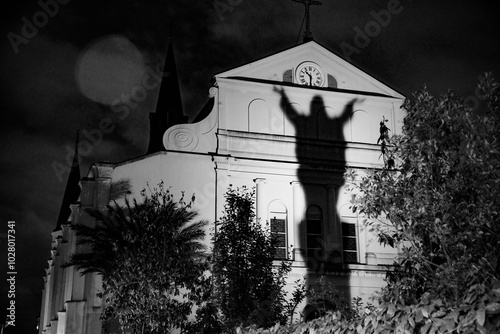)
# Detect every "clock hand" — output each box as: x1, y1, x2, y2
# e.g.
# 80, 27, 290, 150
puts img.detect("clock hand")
305, 71, 313, 86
